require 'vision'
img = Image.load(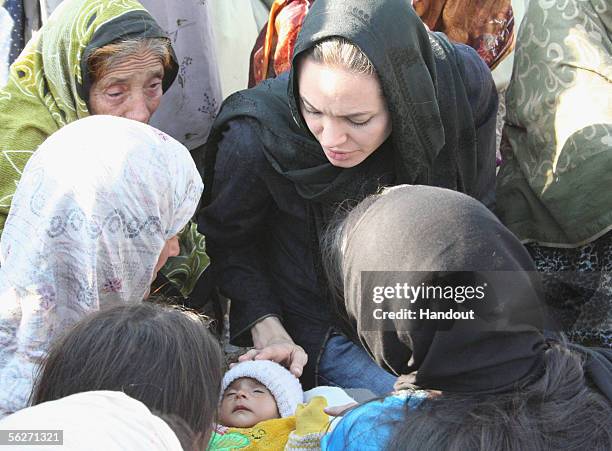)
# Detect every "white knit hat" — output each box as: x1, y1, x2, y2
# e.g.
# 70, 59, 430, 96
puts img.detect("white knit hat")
221, 360, 303, 417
